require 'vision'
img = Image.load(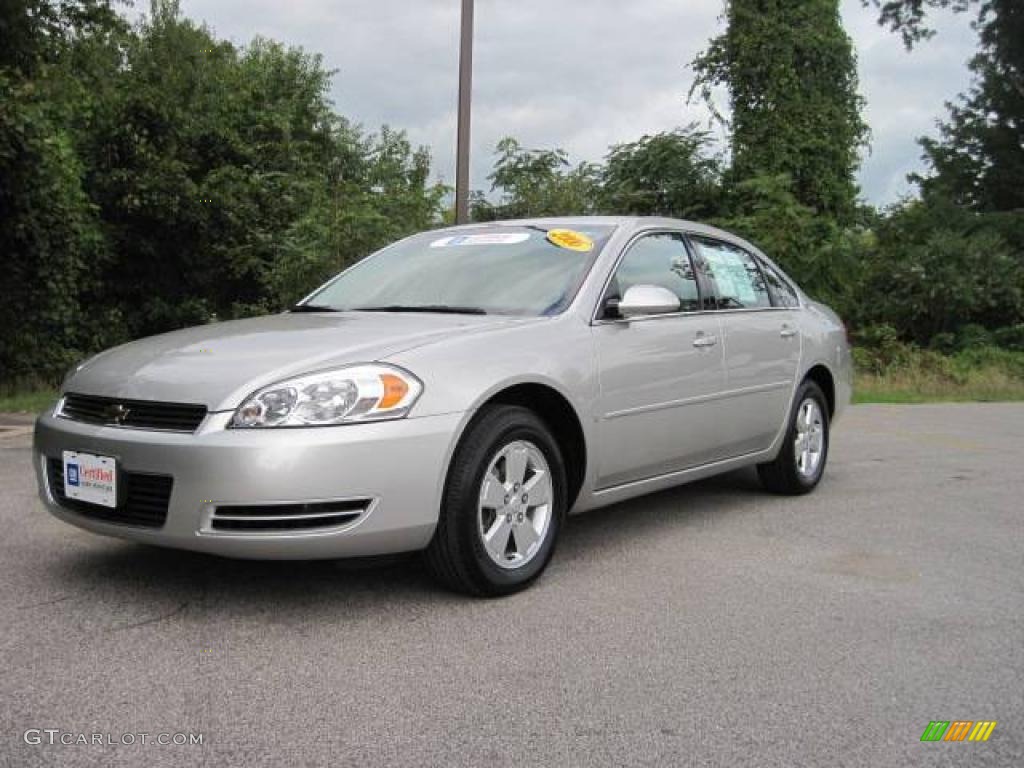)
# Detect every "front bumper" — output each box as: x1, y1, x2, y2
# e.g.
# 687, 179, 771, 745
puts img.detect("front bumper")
33, 409, 464, 559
